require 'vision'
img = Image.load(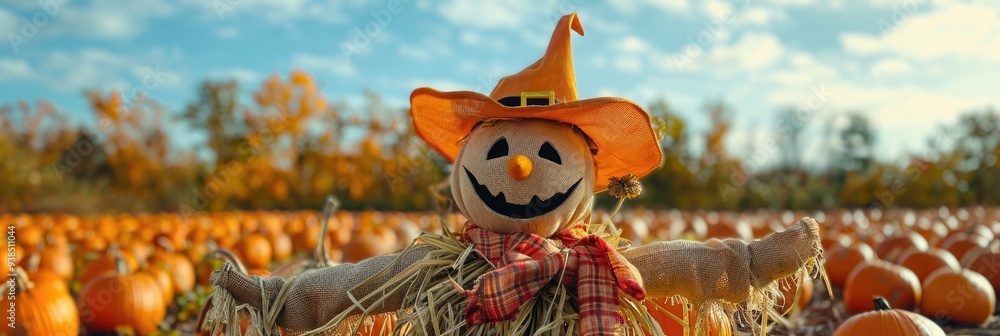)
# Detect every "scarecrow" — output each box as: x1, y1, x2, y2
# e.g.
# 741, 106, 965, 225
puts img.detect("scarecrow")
207, 13, 826, 336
